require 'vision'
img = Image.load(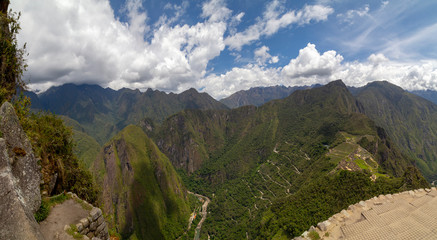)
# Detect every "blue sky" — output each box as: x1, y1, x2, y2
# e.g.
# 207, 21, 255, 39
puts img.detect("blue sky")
11, 0, 437, 99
